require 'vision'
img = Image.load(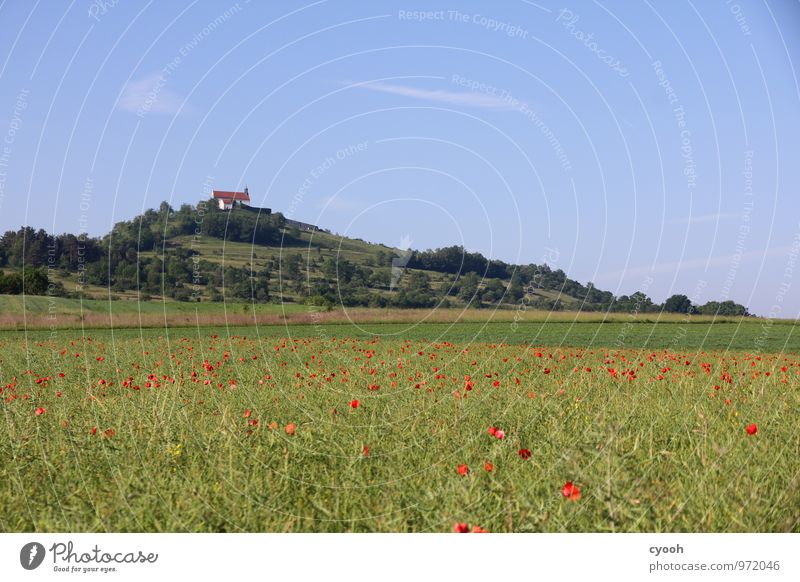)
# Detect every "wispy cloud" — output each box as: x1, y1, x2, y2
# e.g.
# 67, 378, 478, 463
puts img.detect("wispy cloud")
353, 81, 523, 111
595, 245, 793, 282
670, 212, 742, 225
117, 73, 186, 116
